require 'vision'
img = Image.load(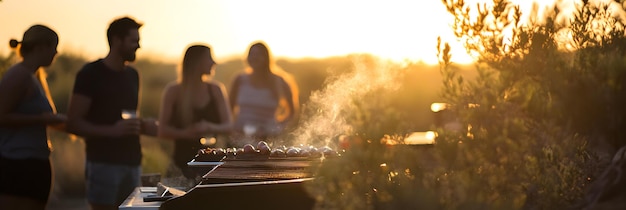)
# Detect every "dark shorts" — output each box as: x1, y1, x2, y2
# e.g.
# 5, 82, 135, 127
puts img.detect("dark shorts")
0, 156, 51, 203
85, 161, 141, 206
